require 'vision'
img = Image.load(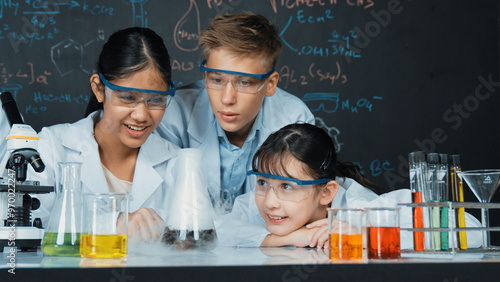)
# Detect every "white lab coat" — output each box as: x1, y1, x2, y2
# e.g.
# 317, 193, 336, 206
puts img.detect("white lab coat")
156, 80, 315, 201
0, 110, 10, 160
214, 177, 483, 249
27, 111, 180, 226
